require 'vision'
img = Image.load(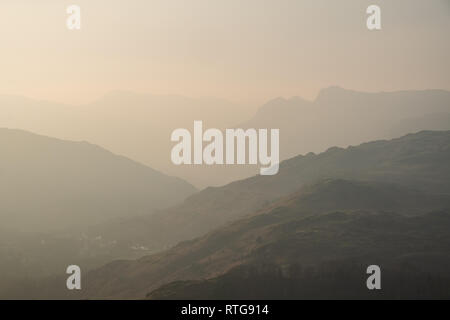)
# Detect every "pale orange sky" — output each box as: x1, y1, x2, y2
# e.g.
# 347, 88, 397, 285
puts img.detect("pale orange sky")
0, 0, 449, 105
